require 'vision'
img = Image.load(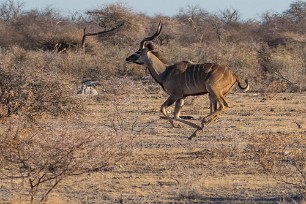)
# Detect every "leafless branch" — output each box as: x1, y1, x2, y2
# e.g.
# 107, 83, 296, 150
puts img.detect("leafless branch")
81, 22, 124, 49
